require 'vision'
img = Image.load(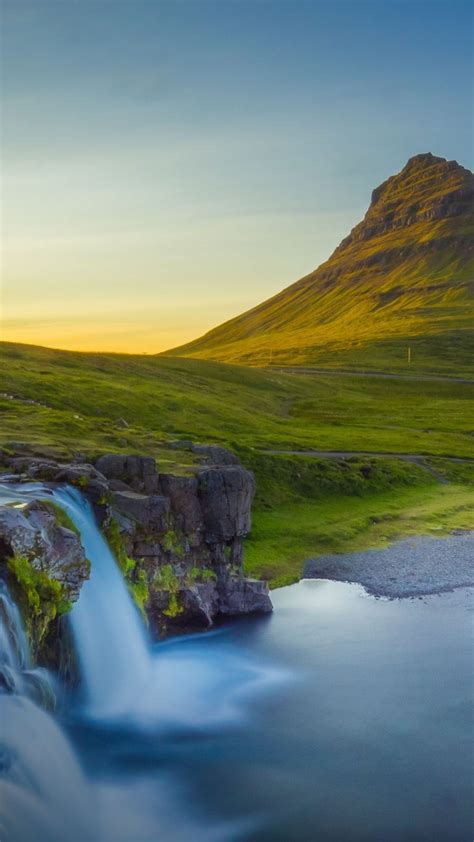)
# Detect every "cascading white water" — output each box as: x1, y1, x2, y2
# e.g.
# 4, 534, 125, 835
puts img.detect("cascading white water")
0, 482, 285, 729
0, 548, 242, 842
0, 581, 56, 706
0, 483, 154, 720
57, 487, 284, 727
52, 487, 153, 719
0, 480, 286, 841
0, 582, 96, 842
